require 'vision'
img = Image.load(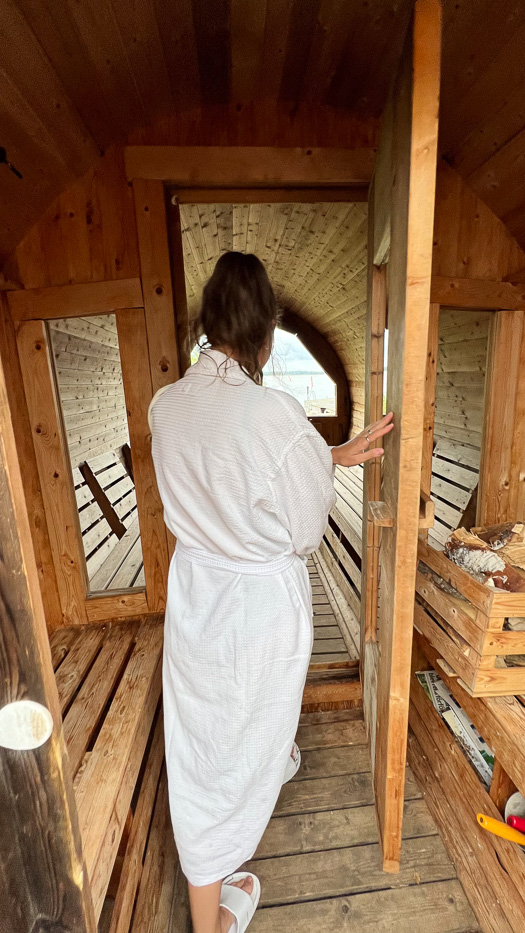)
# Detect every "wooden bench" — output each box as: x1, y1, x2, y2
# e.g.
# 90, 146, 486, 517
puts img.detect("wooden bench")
72, 448, 144, 590
49, 617, 164, 923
